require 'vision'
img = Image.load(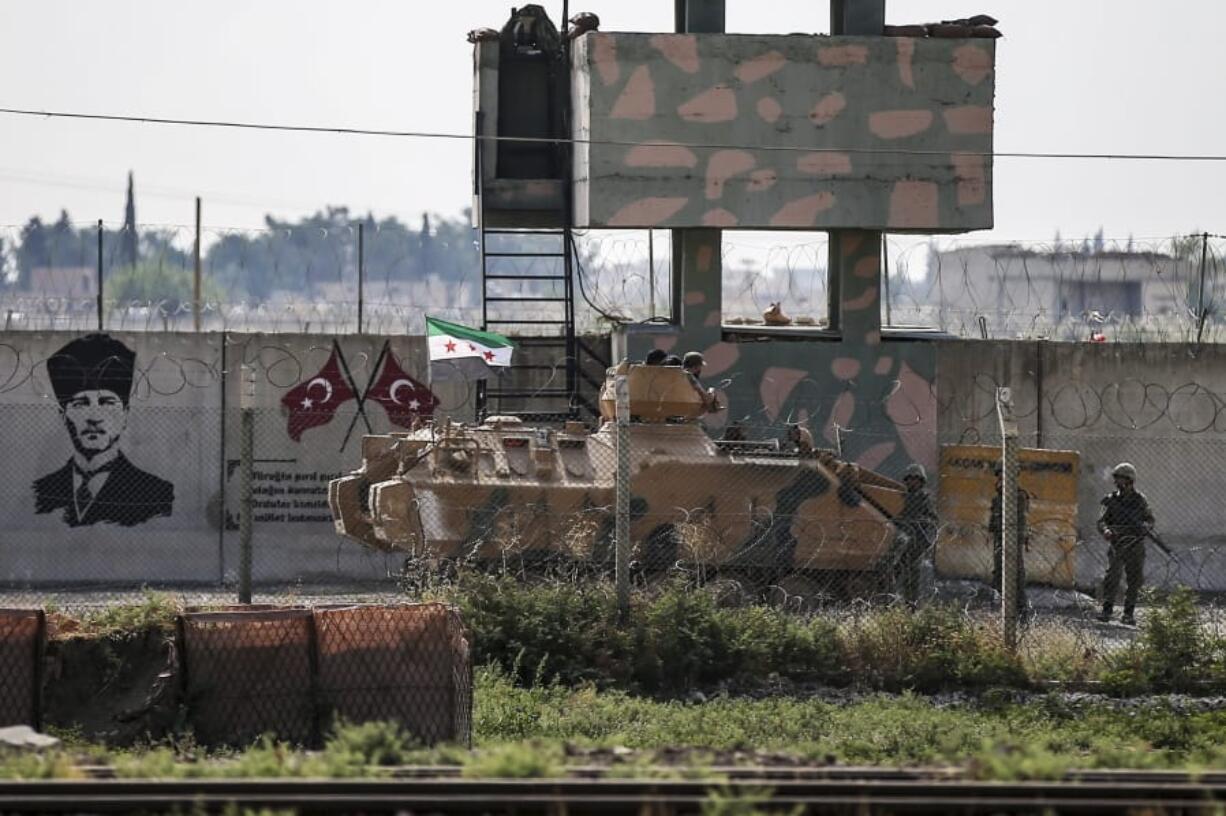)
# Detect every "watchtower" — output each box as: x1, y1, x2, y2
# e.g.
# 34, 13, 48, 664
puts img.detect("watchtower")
472, 1, 997, 467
